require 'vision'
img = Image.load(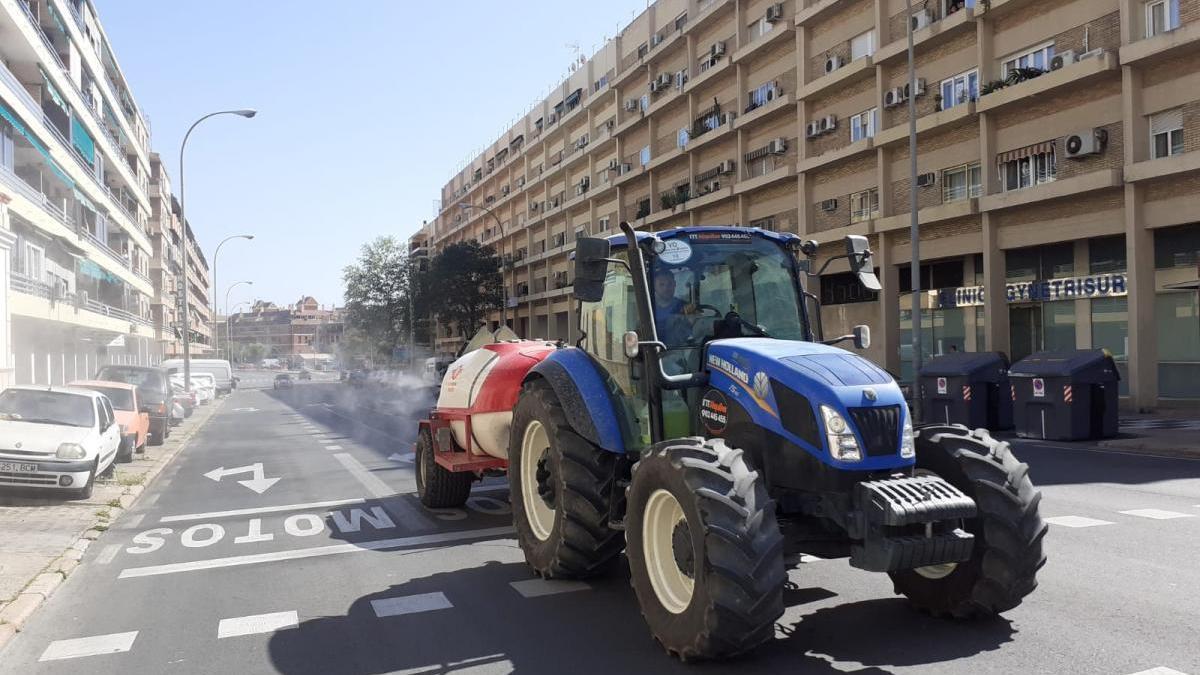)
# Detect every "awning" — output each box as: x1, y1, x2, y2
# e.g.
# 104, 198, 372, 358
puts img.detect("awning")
48, 3, 69, 37
39, 67, 68, 113
0, 100, 75, 188
565, 88, 582, 107
73, 187, 96, 213
70, 115, 96, 166
78, 258, 120, 283
997, 141, 1056, 164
